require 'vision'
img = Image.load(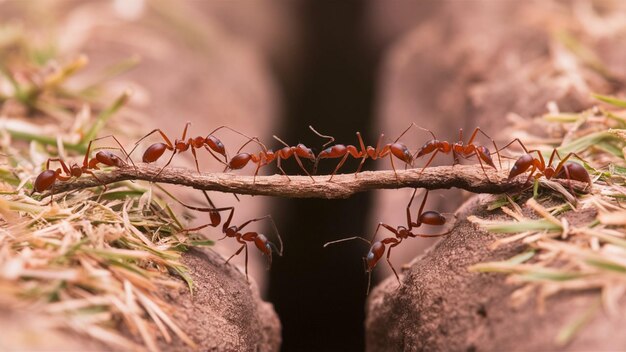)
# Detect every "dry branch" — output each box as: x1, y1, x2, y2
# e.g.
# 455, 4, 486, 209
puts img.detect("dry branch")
46, 164, 591, 199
